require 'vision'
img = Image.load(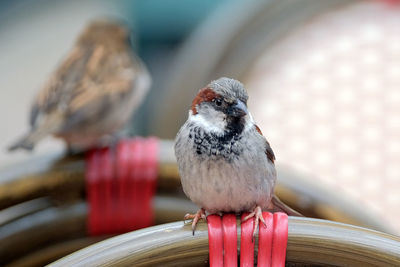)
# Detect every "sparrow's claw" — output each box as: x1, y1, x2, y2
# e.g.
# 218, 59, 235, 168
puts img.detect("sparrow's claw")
183, 208, 206, 235
242, 206, 265, 240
